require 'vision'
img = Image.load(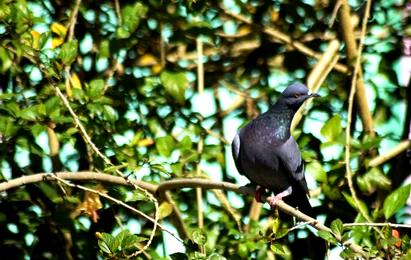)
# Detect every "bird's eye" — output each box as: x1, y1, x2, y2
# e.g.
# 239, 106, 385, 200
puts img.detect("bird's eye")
294, 94, 301, 98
